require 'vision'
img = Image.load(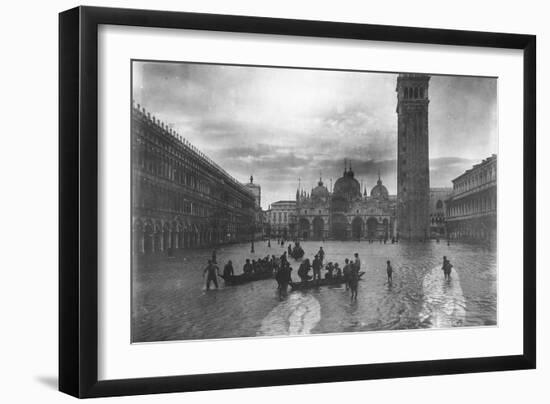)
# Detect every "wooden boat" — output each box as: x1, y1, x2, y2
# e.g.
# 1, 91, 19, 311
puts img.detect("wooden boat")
290, 272, 365, 291
220, 271, 274, 286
